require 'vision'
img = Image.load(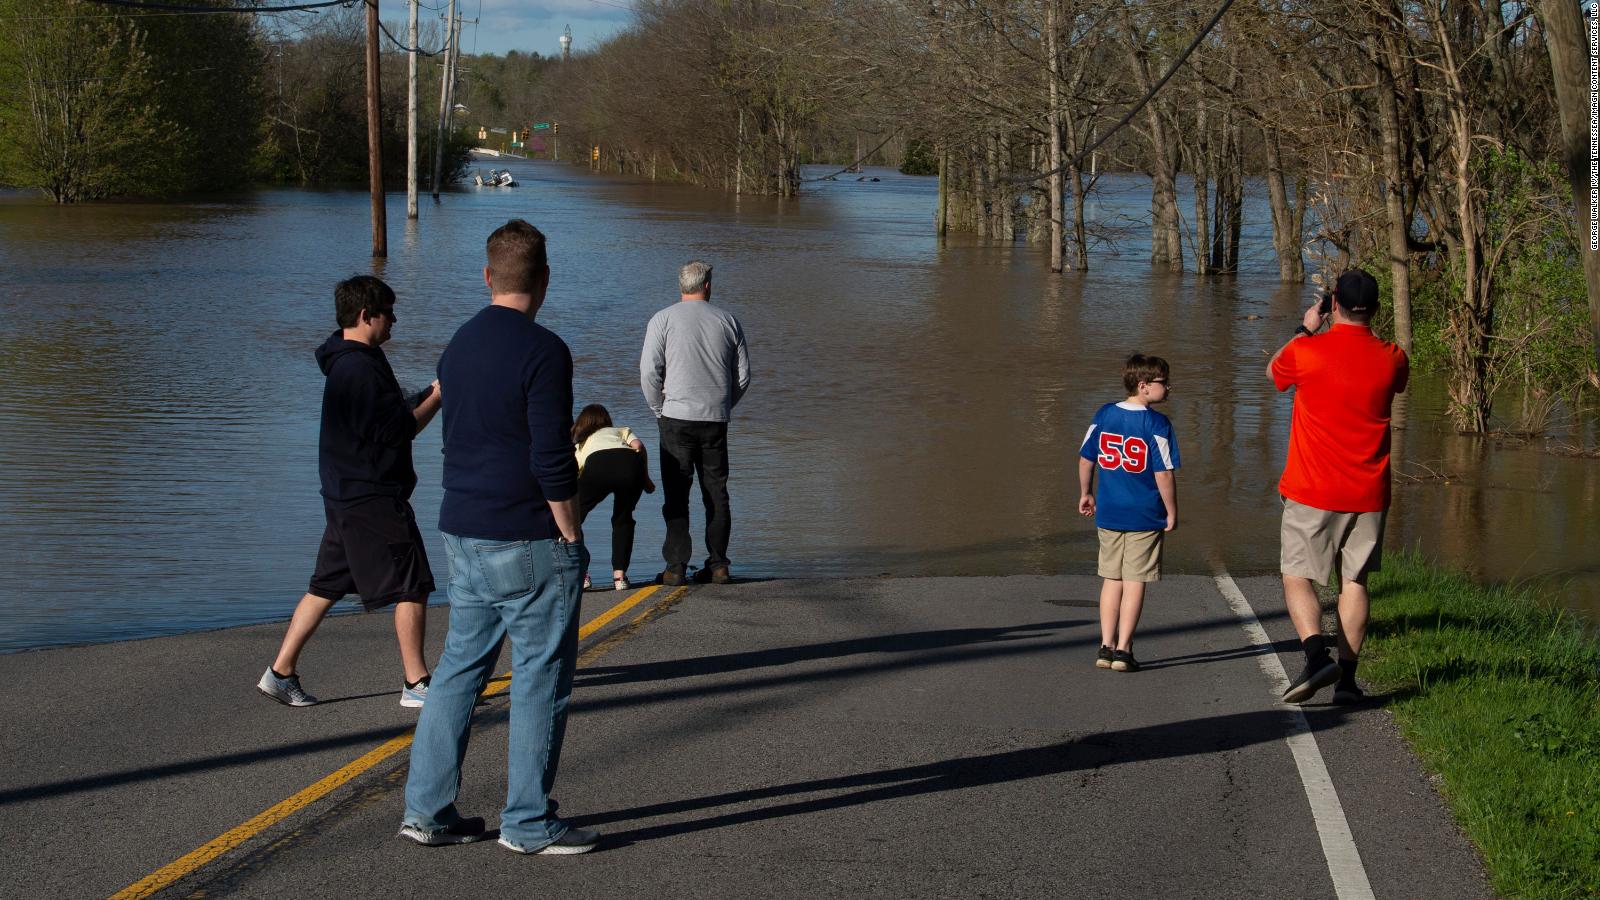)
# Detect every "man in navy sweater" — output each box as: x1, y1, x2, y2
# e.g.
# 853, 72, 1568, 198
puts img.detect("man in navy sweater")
257, 275, 442, 709
400, 220, 599, 855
